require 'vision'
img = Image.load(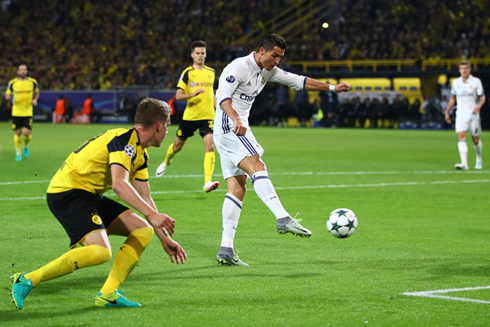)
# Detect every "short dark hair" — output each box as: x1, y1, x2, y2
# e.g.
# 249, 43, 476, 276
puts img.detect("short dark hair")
258, 33, 286, 51
191, 40, 206, 52
135, 98, 171, 128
